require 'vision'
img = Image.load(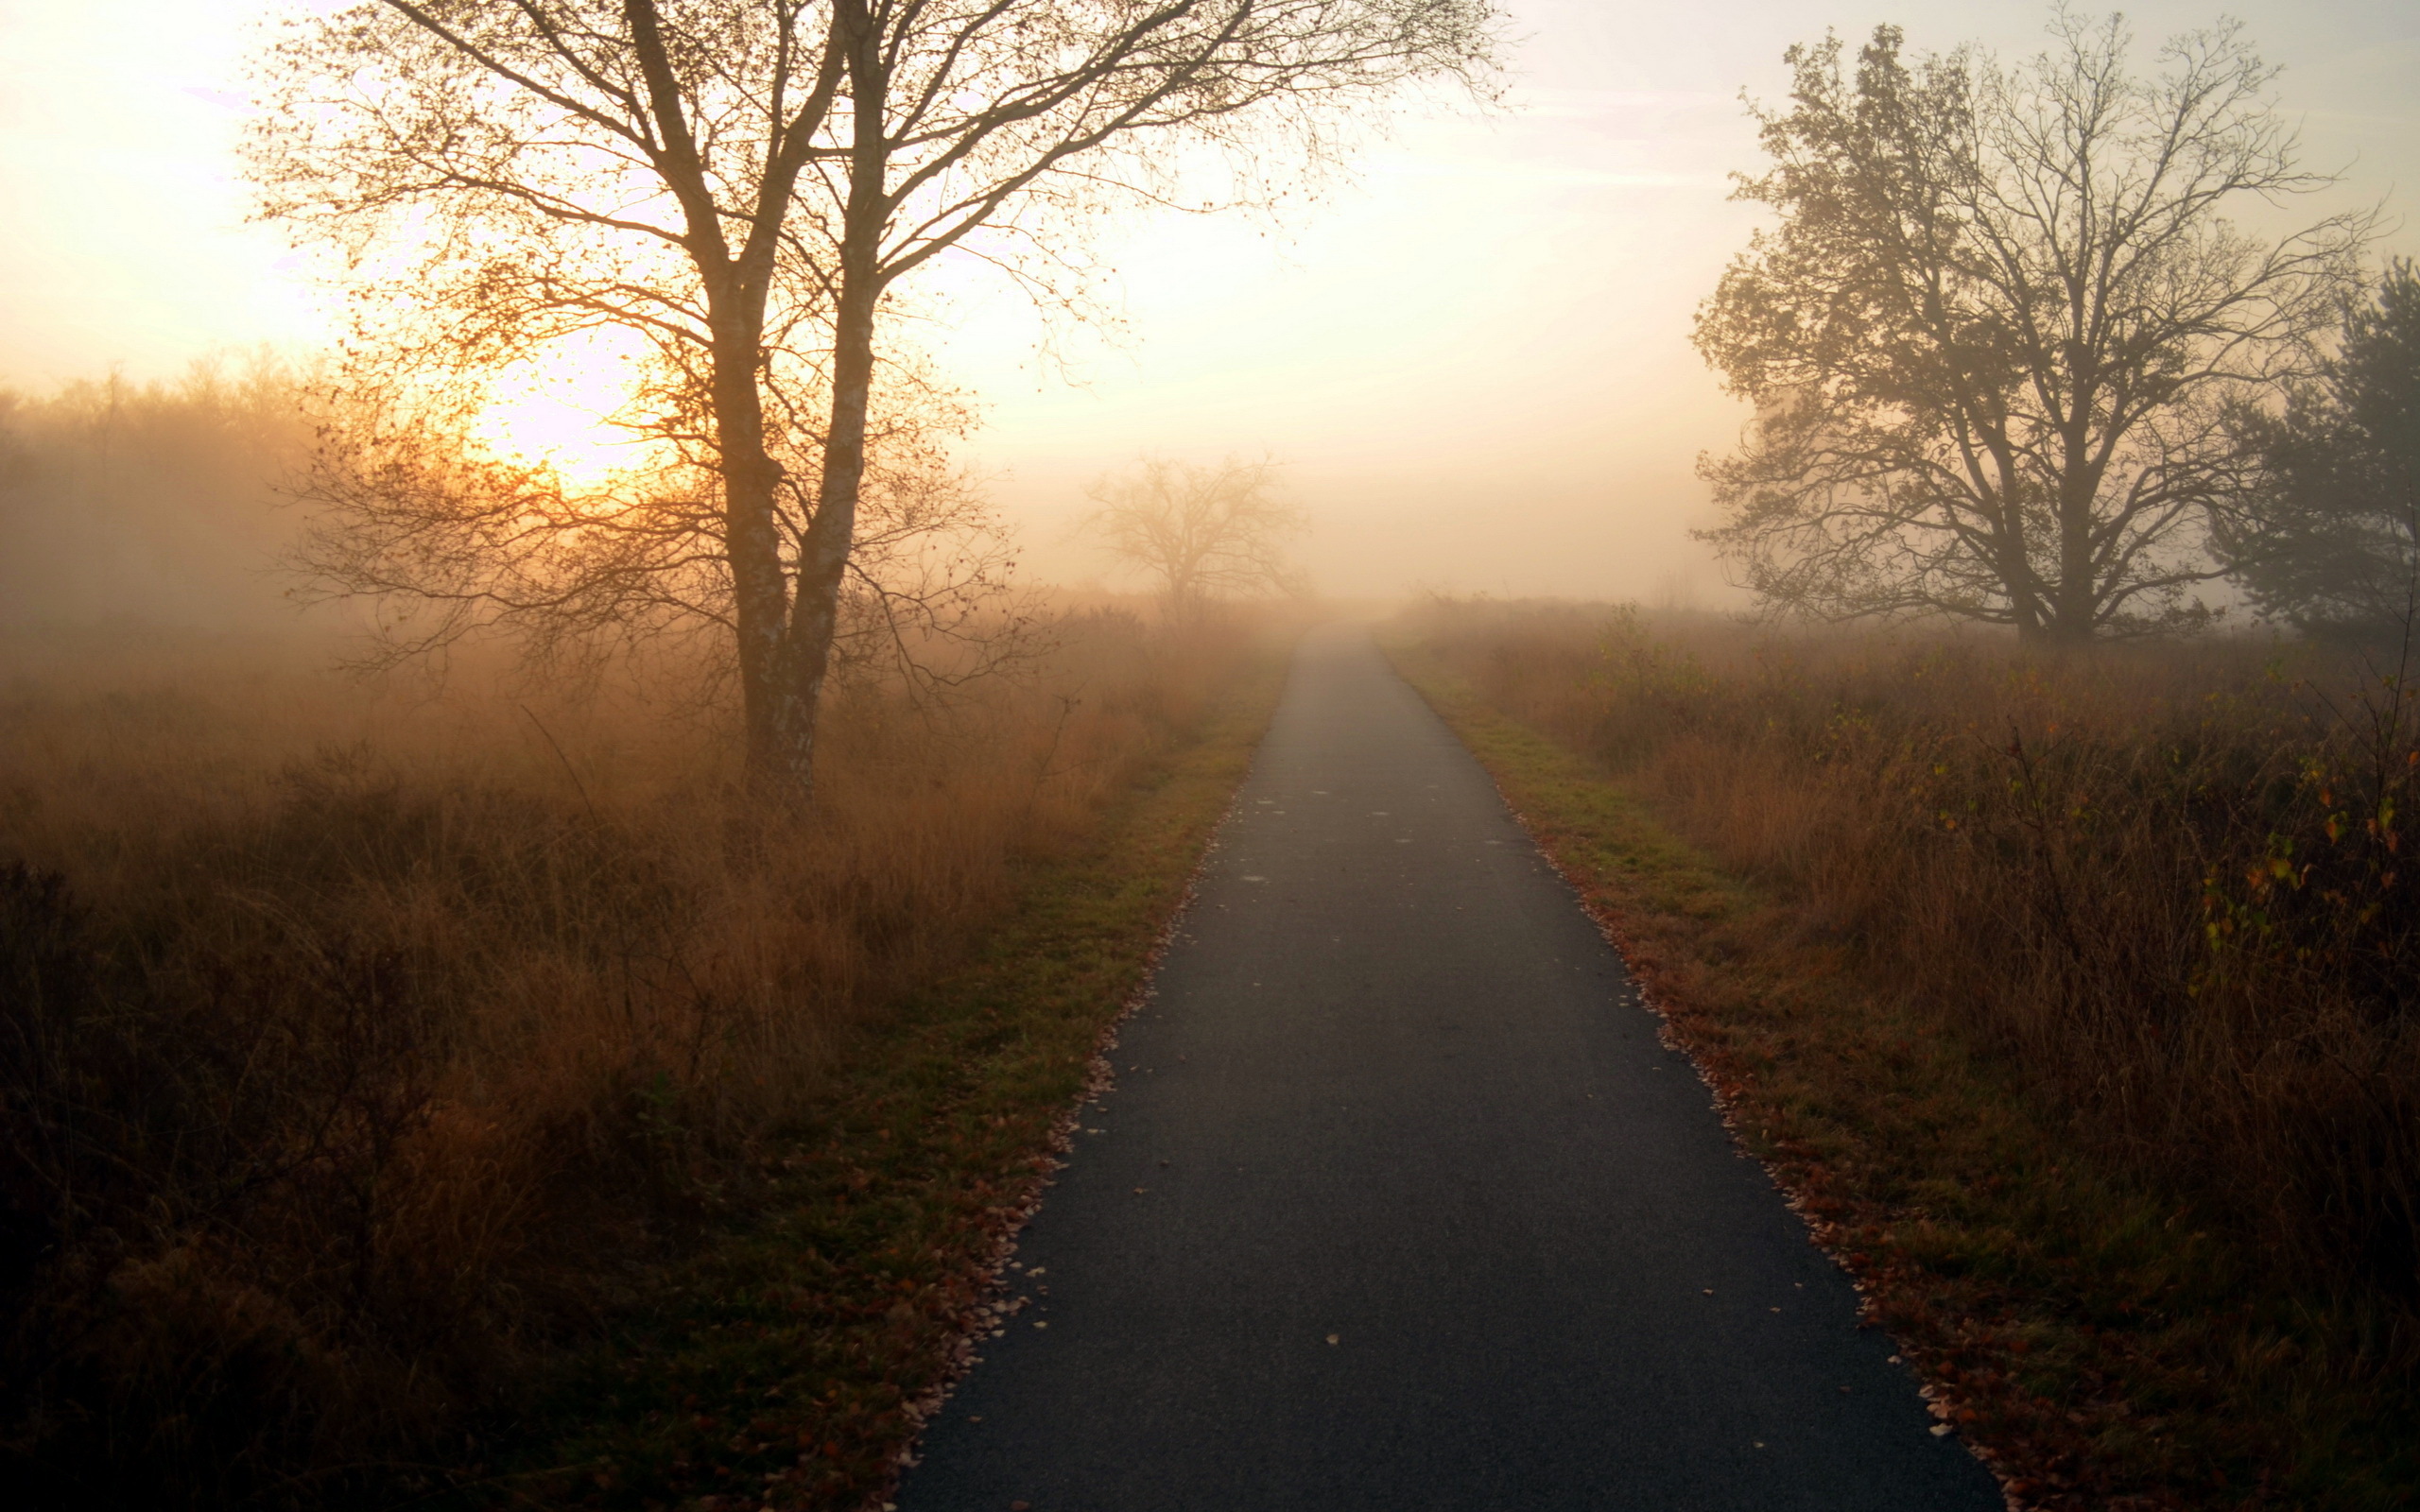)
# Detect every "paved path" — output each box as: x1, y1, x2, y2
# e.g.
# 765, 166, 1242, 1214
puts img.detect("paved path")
900, 627, 2000, 1511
